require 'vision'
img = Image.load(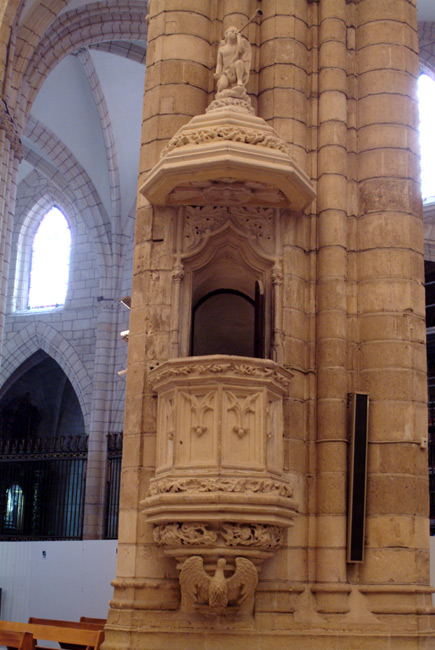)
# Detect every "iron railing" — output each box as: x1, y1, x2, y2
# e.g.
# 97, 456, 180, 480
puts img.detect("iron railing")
0, 435, 87, 540
105, 432, 122, 539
